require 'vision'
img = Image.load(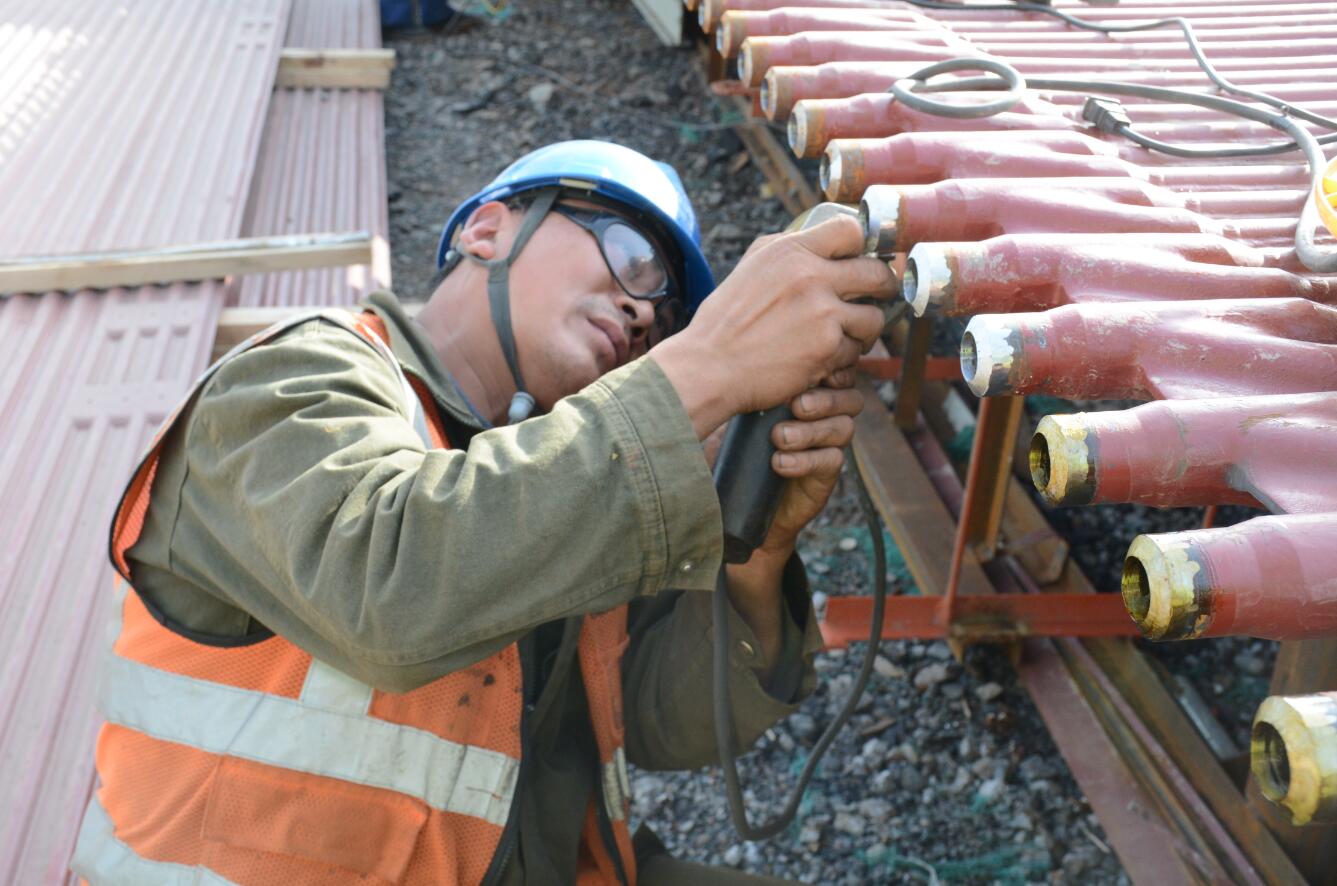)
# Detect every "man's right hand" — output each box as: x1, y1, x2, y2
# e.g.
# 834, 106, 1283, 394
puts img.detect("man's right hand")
651, 214, 895, 439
